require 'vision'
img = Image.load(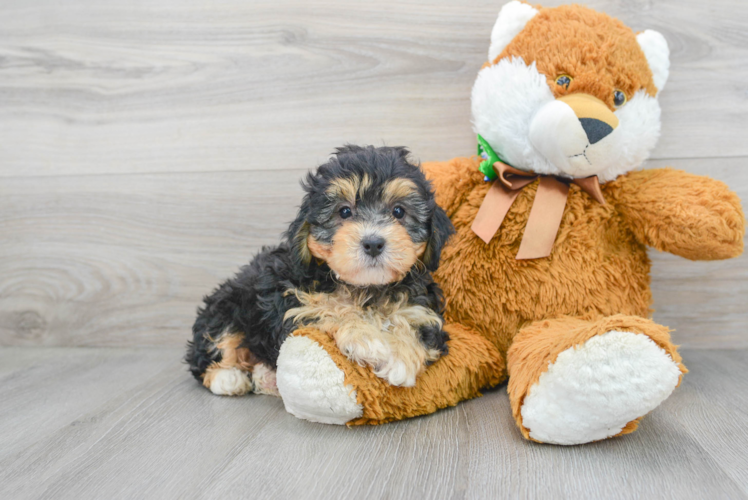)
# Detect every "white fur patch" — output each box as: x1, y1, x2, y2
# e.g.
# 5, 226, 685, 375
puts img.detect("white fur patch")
472, 57, 555, 173
488, 1, 538, 63
472, 58, 662, 182
276, 335, 363, 425
599, 90, 662, 181
251, 363, 280, 397
520, 330, 682, 445
637, 30, 670, 92
528, 99, 590, 175
208, 367, 253, 396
